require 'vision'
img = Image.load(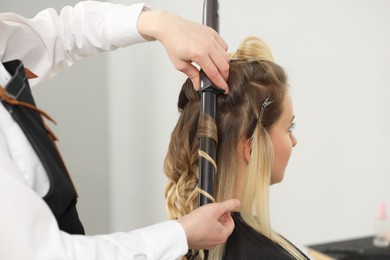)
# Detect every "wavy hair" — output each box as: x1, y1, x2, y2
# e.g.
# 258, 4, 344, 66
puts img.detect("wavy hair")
164, 36, 305, 259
